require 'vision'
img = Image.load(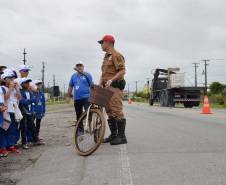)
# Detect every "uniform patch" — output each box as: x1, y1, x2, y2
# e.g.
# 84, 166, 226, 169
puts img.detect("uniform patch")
116, 55, 125, 68
118, 62, 124, 67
